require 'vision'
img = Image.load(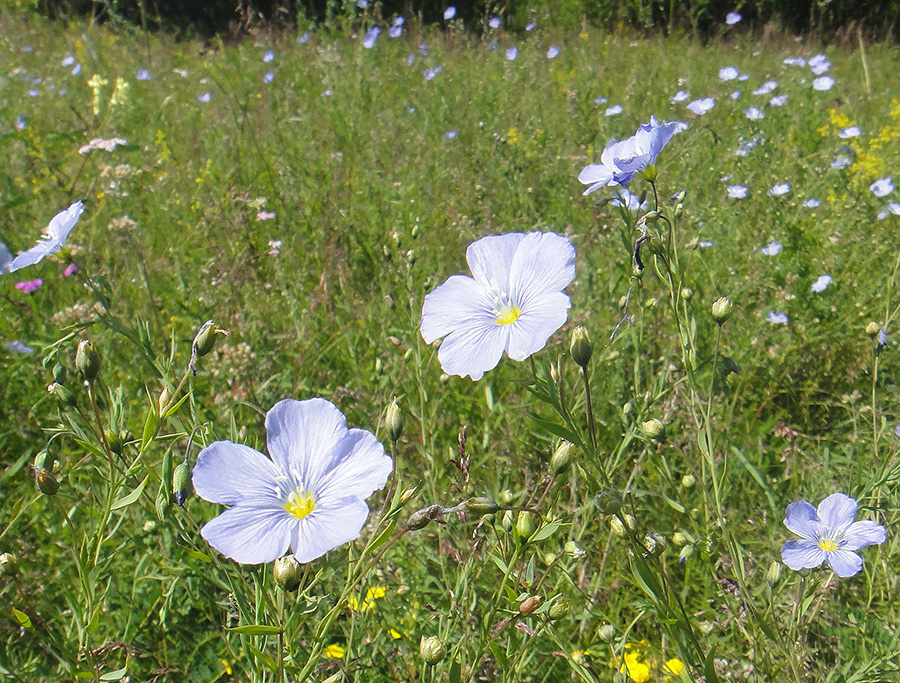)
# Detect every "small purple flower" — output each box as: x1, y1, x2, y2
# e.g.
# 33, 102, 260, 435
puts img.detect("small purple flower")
389, 25, 402, 38
264, 72, 274, 83
27, 89, 39, 97
766, 311, 789, 324
744, 106, 765, 120
605, 104, 623, 116
878, 328, 888, 348
838, 126, 861, 139
526, 21, 537, 31
505, 46, 518, 61
445, 130, 457, 139
784, 56, 806, 66
72, 63, 82, 76
63, 263, 79, 277
870, 177, 893, 198
547, 46, 559, 59
770, 94, 788, 107
489, 17, 501, 29
136, 69, 151, 80
15, 279, 43, 293
198, 92, 211, 103
803, 198, 821, 208
730, 90, 742, 100
810, 275, 832, 292
444, 6, 456, 20
725, 11, 742, 25
832, 156, 852, 170
782, 493, 885, 578
363, 27, 380, 49
299, 33, 310, 43
62, 55, 75, 67
686, 97, 715, 115
4, 340, 34, 354
753, 80, 777, 95
670, 90, 690, 103
263, 50, 275, 63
